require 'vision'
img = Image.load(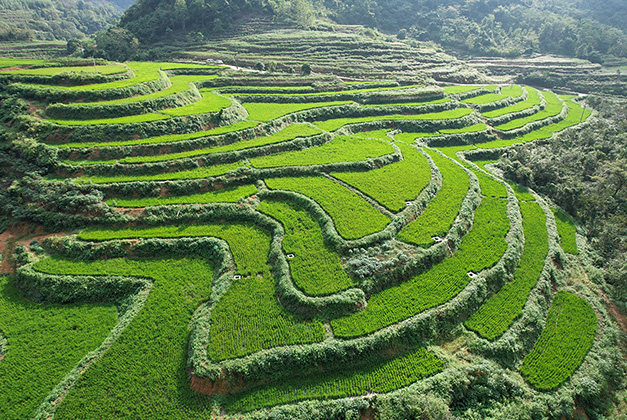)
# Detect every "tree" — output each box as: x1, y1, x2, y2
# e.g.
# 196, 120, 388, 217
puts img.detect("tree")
174, 0, 187, 33
301, 63, 312, 75
94, 28, 139, 61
